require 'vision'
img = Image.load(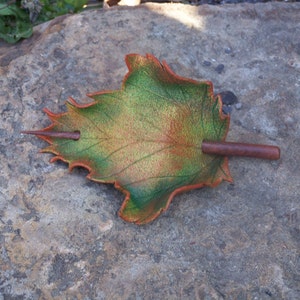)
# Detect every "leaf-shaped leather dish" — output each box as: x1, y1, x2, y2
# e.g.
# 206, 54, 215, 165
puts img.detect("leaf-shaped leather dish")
23, 54, 280, 224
